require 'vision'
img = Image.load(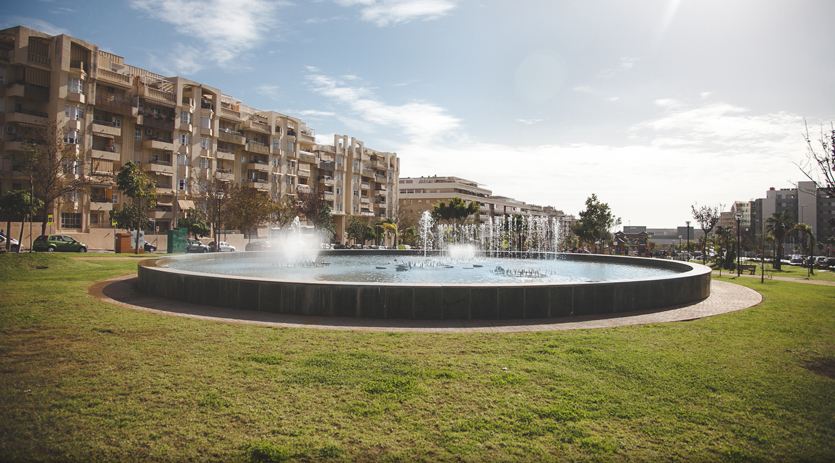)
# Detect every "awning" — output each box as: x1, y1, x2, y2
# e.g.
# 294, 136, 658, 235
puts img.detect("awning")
92, 132, 114, 139
178, 200, 195, 209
